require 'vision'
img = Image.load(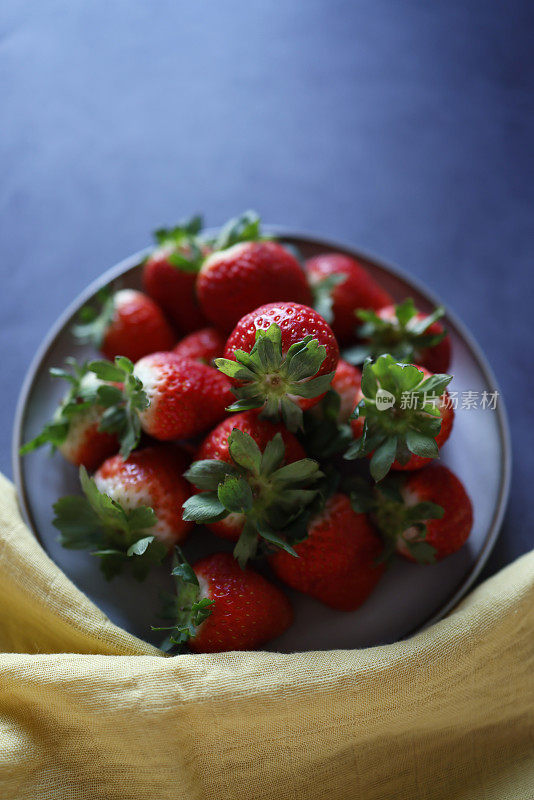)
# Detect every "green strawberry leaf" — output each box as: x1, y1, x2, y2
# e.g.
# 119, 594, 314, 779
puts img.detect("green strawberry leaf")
152, 216, 206, 274
228, 429, 262, 476
126, 536, 155, 557
53, 466, 162, 580
152, 548, 214, 651
154, 215, 204, 245
183, 429, 322, 566
256, 524, 298, 557
88, 357, 149, 458
270, 459, 323, 486
310, 273, 346, 324
182, 492, 227, 523
344, 354, 452, 481
218, 476, 254, 514
369, 436, 398, 482
405, 430, 439, 459
364, 473, 442, 564
20, 359, 101, 456
260, 433, 286, 474
183, 460, 239, 492
216, 323, 334, 433
403, 540, 437, 564
214, 210, 263, 251
344, 299, 447, 366
233, 519, 260, 567
72, 288, 116, 349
